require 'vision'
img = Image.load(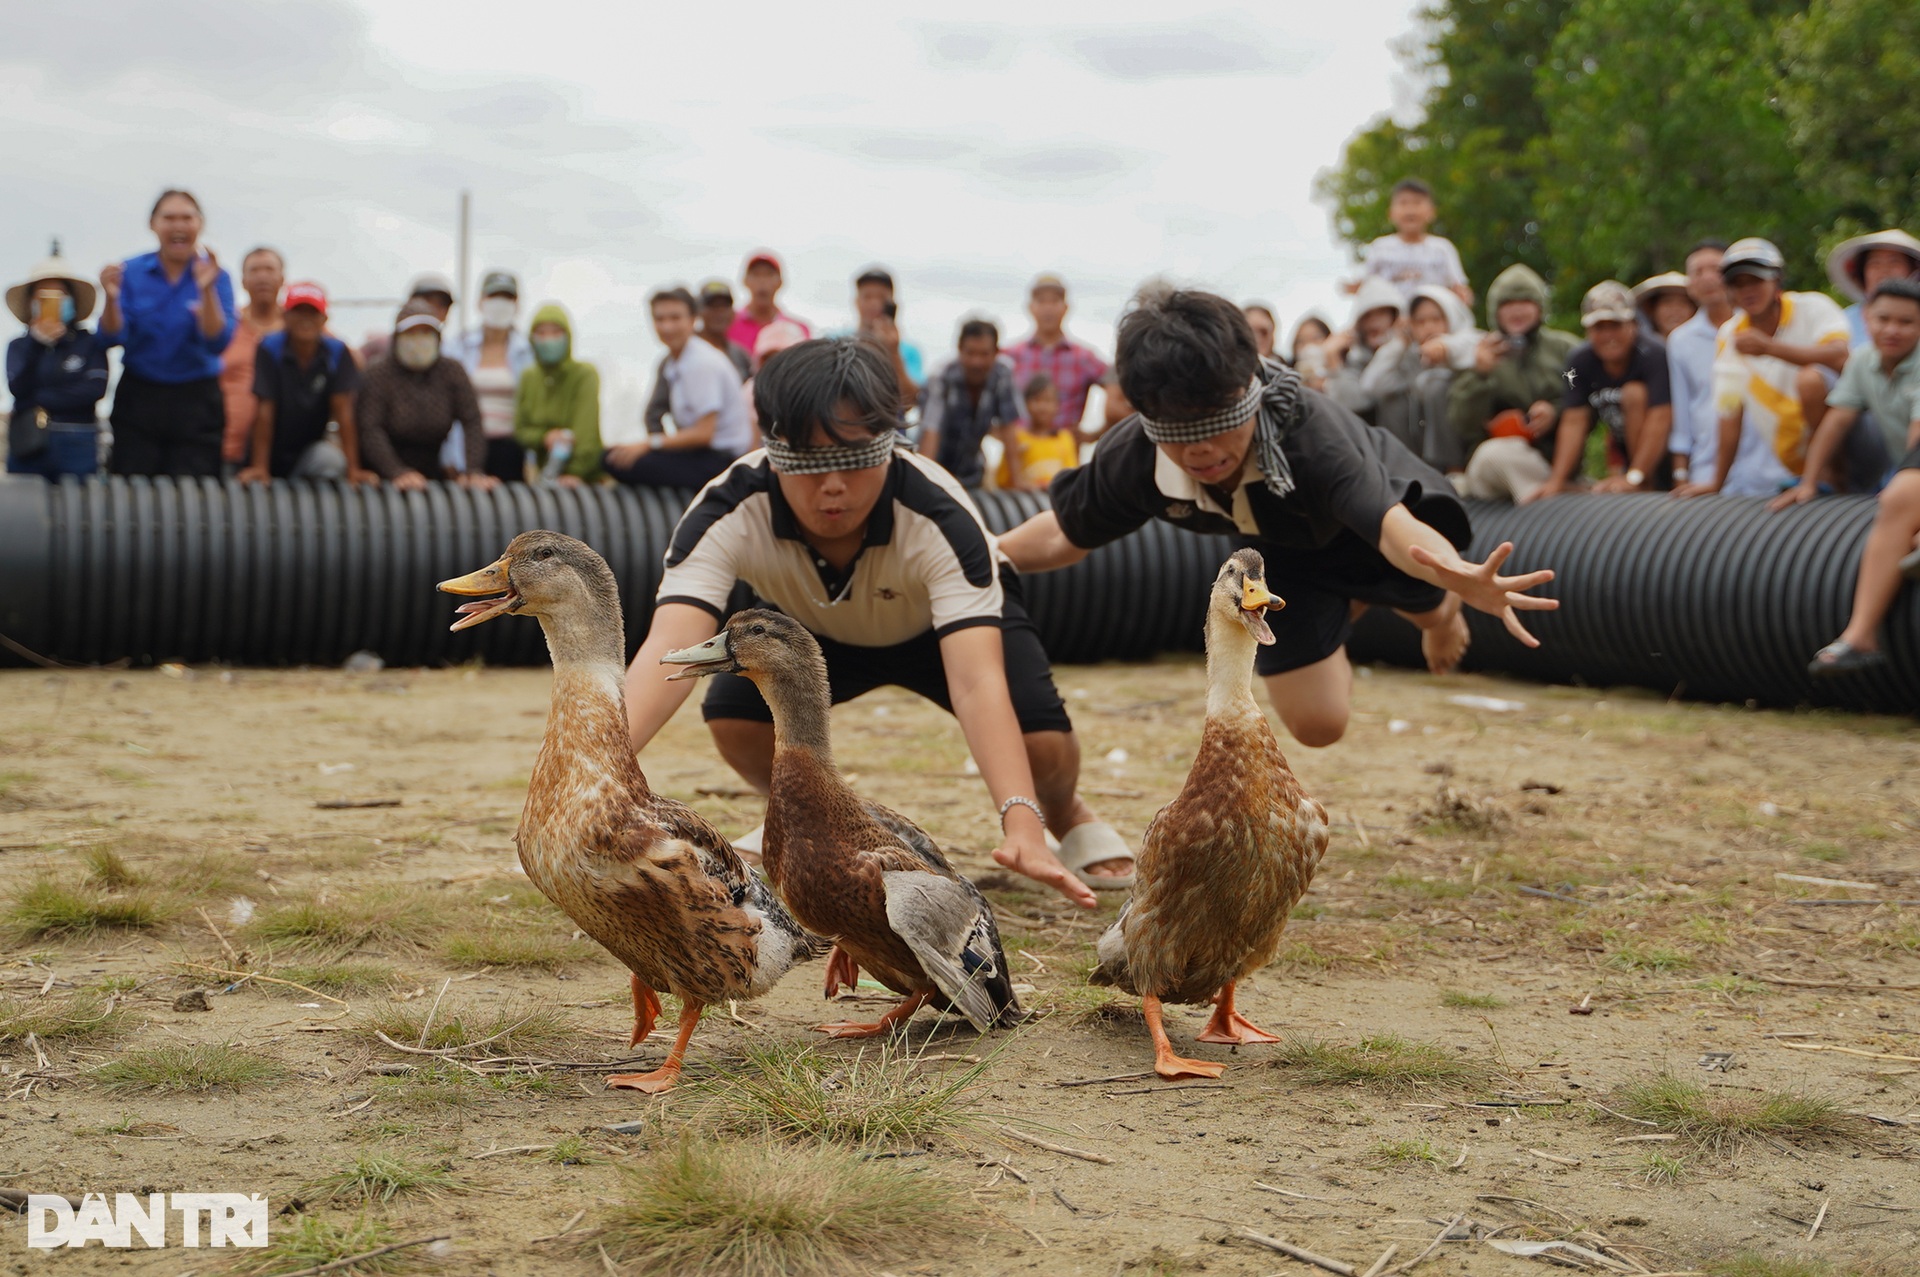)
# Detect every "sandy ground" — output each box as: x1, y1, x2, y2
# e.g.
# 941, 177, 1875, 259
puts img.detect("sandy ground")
1, 656, 1916, 1276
